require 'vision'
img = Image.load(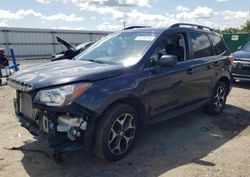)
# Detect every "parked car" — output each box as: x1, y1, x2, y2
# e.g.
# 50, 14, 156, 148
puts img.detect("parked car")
51, 36, 93, 61
8, 23, 233, 162
232, 41, 250, 81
